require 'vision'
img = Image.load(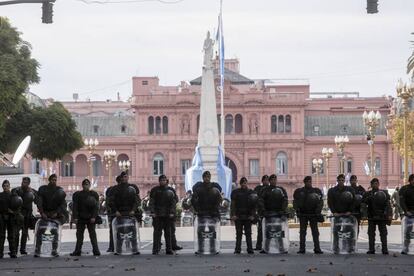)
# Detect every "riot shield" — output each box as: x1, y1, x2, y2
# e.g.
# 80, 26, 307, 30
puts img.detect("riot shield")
34, 219, 62, 257
331, 215, 358, 254
401, 216, 414, 254
262, 216, 289, 254
142, 212, 153, 227
181, 210, 193, 227
112, 216, 140, 255
194, 216, 220, 255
